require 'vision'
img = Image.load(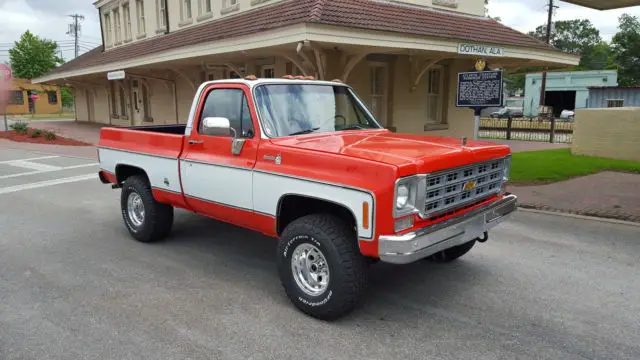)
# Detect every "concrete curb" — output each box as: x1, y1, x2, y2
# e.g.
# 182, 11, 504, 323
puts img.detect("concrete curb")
518, 206, 640, 227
